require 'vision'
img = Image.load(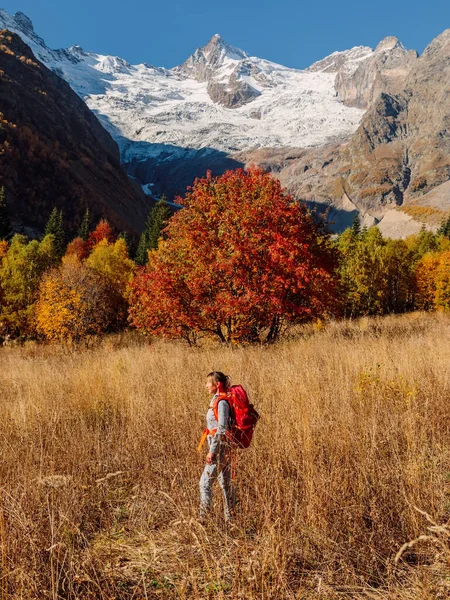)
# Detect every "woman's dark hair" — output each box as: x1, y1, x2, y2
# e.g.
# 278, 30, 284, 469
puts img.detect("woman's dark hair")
207, 371, 231, 392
